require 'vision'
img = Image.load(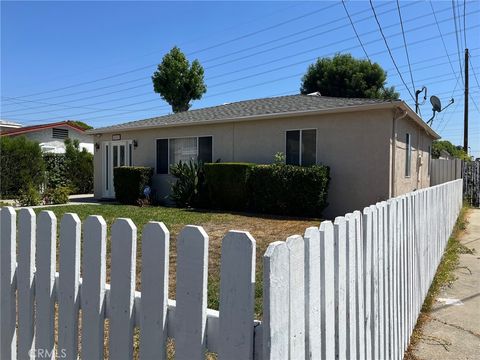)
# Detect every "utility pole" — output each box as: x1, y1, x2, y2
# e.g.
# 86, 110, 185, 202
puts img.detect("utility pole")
464, 48, 469, 153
